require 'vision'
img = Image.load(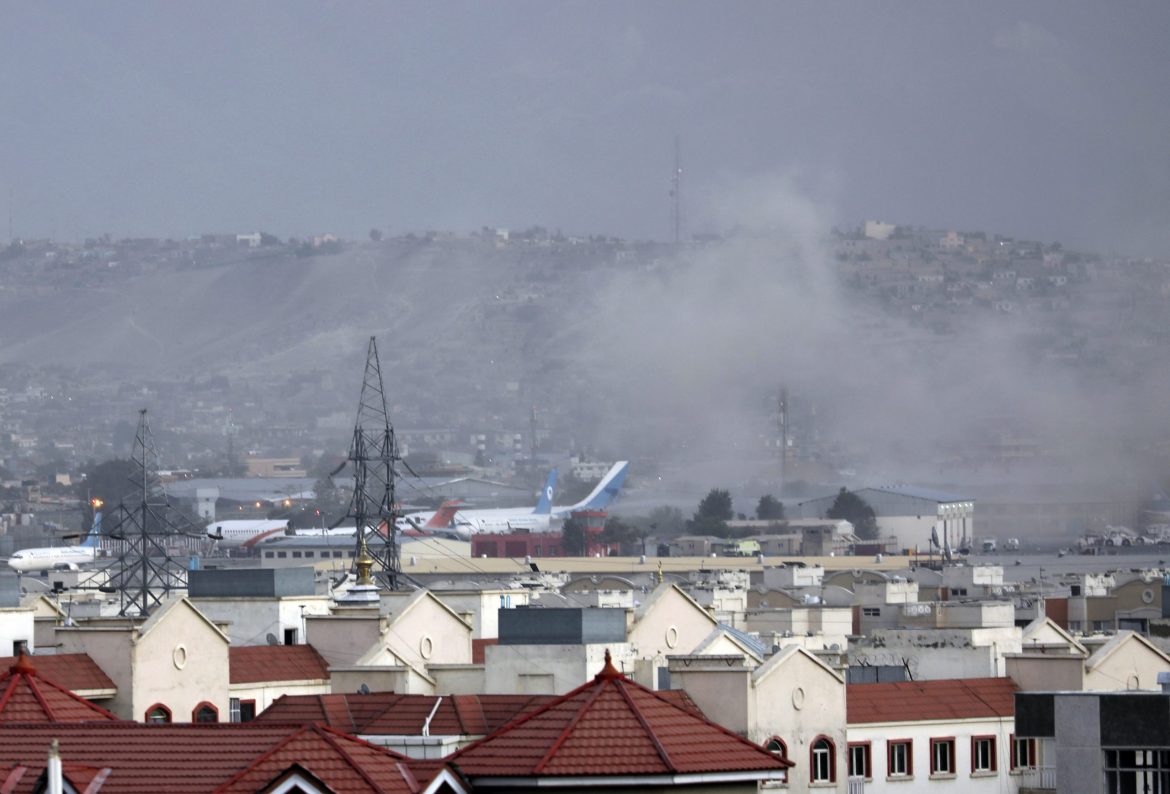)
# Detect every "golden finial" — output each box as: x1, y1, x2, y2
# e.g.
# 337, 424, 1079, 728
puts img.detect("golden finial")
355, 534, 375, 586
656, 559, 664, 585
